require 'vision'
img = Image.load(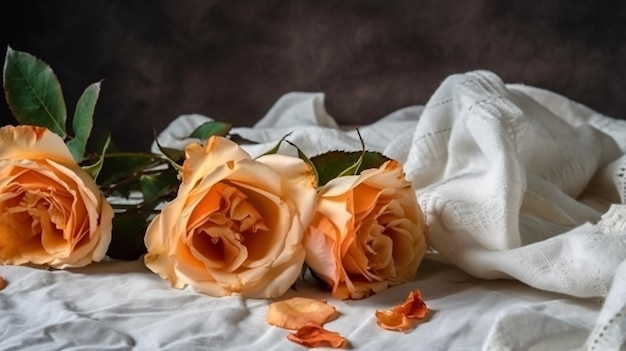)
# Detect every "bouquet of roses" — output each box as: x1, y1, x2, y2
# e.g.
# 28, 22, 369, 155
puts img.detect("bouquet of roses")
0, 47, 429, 347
